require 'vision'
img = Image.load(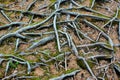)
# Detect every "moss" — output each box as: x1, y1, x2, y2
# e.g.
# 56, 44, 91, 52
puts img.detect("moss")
90, 0, 94, 7
96, 12, 109, 18
31, 77, 41, 80
117, 10, 120, 18
9, 61, 19, 69
87, 60, 95, 68
64, 68, 77, 74
49, 69, 78, 79
0, 22, 5, 26
0, 0, 15, 4
51, 50, 60, 57
105, 42, 112, 48
77, 59, 86, 69
50, 0, 56, 3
